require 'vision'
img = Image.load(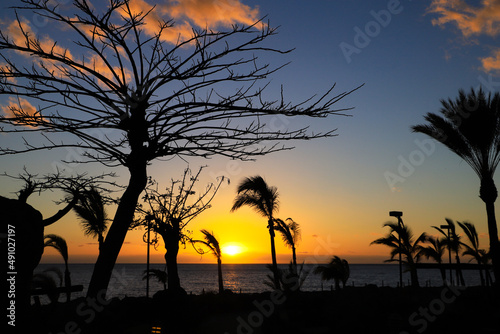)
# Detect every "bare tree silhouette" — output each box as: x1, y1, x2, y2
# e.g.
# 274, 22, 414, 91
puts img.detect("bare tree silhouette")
0, 0, 359, 297
136, 167, 226, 292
